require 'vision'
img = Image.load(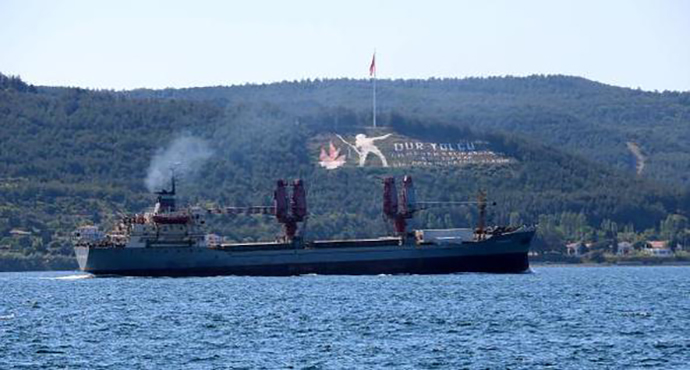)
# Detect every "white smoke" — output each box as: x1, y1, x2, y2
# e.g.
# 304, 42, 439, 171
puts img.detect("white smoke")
145, 135, 214, 192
